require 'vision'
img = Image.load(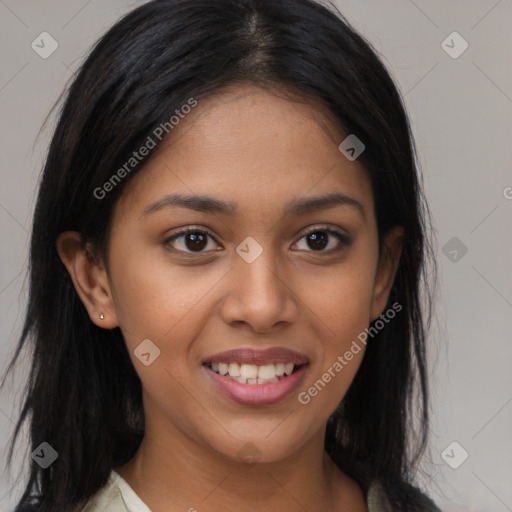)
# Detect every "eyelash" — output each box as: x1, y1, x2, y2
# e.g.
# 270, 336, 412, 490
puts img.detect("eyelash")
163, 225, 351, 256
